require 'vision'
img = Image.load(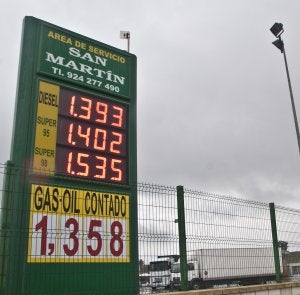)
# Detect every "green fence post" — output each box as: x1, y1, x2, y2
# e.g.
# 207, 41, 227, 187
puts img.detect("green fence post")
269, 202, 282, 283
0, 161, 15, 293
176, 185, 188, 290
